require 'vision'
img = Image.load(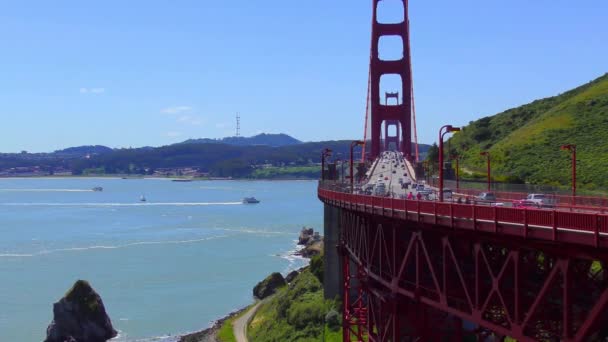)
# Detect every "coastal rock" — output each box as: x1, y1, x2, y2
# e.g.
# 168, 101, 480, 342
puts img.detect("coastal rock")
253, 272, 286, 299
325, 309, 341, 331
299, 240, 323, 258
285, 270, 299, 284
45, 280, 117, 342
298, 227, 314, 245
